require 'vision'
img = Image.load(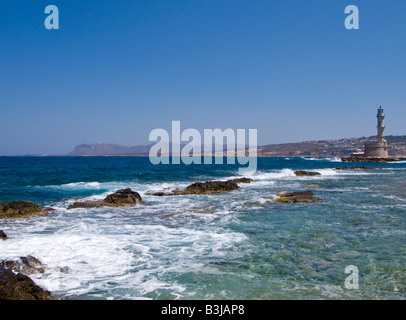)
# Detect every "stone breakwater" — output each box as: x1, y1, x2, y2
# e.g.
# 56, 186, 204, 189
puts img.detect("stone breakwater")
341, 156, 406, 163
